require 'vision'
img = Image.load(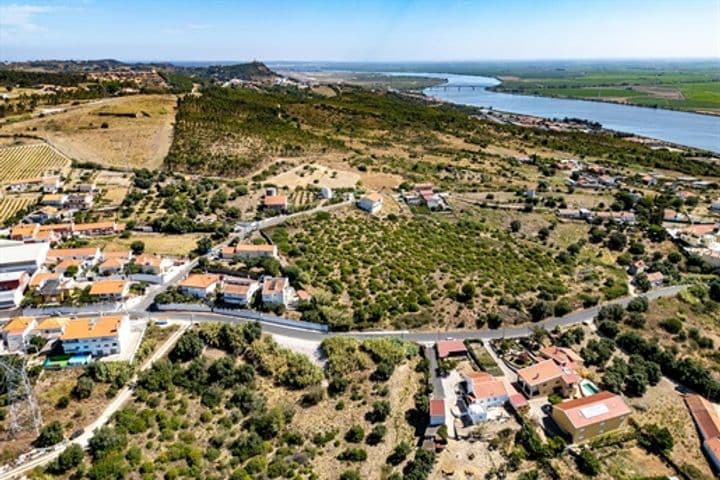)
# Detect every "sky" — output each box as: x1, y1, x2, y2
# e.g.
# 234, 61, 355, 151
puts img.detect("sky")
1, 0, 719, 62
